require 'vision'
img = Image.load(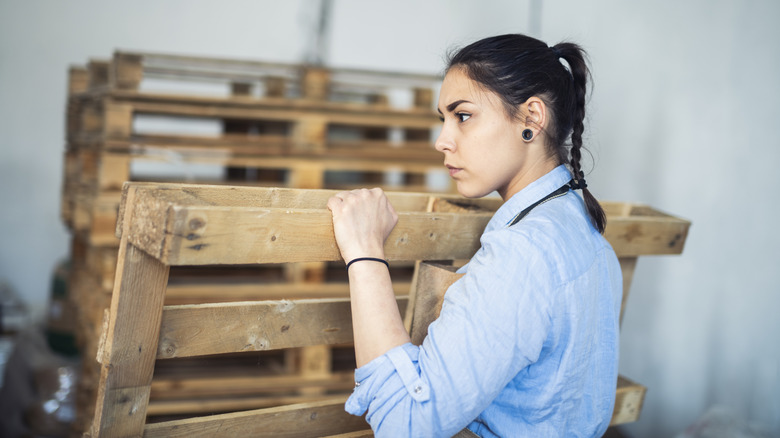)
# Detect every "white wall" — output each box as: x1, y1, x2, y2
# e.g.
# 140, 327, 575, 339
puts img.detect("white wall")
1, 0, 778, 436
